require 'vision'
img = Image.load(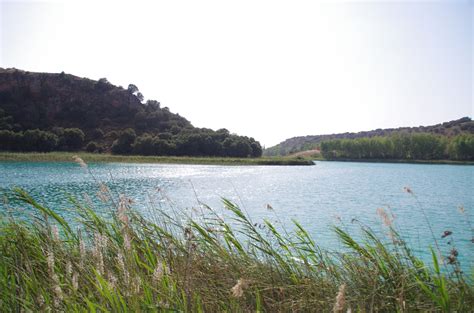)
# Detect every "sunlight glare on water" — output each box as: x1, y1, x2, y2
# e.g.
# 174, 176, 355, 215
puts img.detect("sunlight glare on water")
1, 161, 472, 268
